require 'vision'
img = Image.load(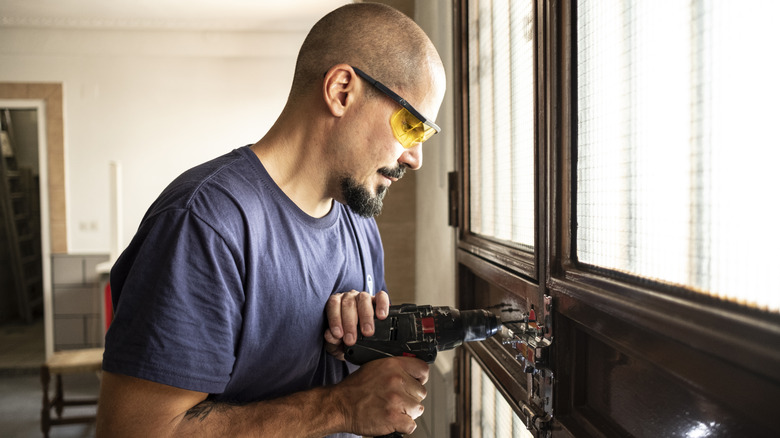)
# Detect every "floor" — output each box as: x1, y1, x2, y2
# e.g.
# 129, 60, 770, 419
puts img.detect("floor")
0, 318, 98, 438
